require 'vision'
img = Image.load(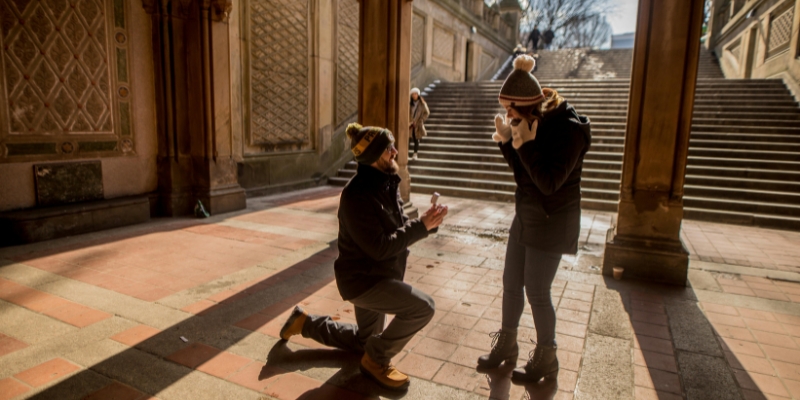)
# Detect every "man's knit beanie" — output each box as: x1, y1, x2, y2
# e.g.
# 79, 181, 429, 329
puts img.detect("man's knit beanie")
498, 55, 543, 107
346, 123, 395, 165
